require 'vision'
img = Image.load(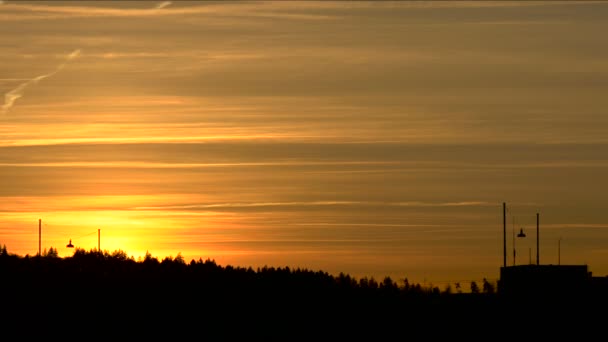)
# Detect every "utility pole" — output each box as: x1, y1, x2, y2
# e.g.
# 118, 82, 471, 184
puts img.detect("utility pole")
38, 219, 41, 256
558, 237, 561, 265
503, 202, 506, 268
536, 213, 539, 265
